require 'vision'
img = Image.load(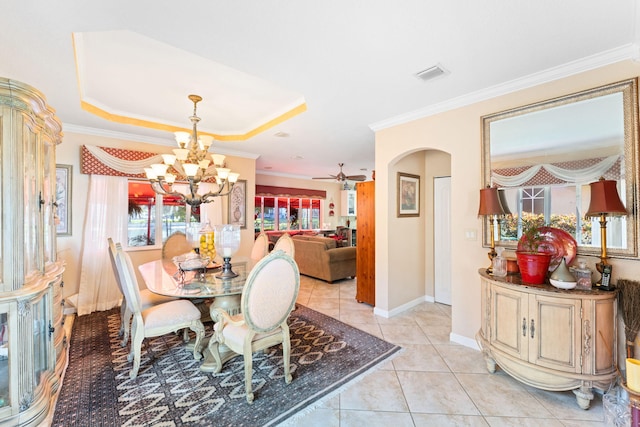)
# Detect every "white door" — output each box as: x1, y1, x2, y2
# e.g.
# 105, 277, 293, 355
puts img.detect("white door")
434, 177, 452, 305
